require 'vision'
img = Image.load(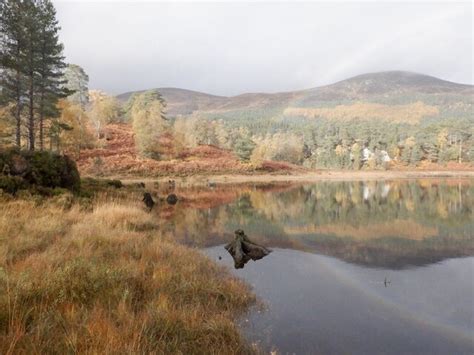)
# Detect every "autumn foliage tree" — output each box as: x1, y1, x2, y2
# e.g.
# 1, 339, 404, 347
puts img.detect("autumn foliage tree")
251, 132, 303, 164
88, 90, 121, 139
129, 90, 168, 159
53, 99, 95, 155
